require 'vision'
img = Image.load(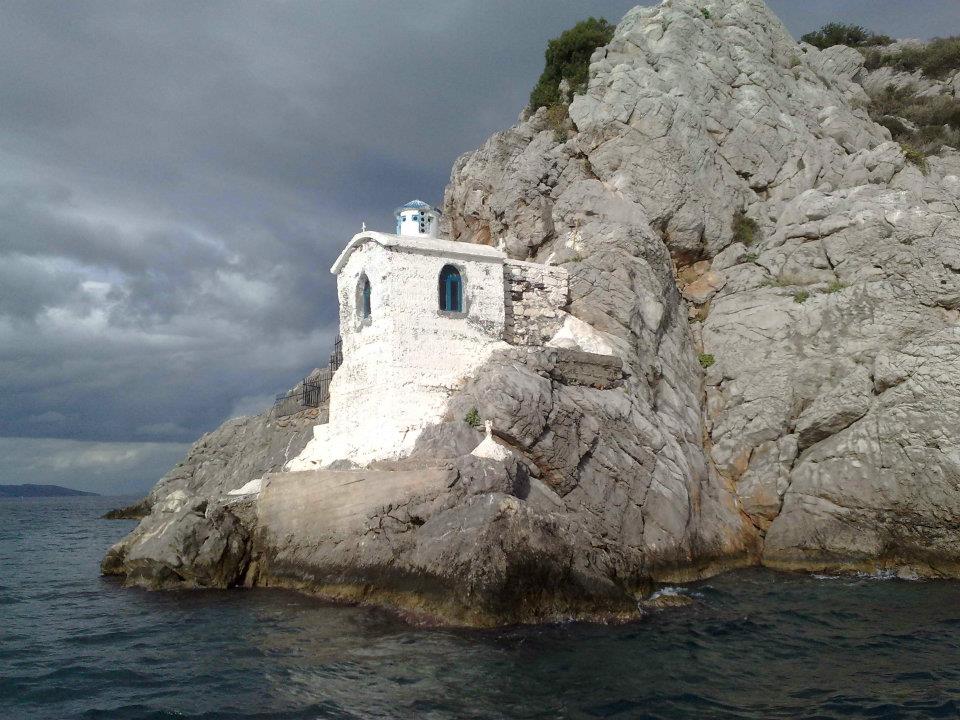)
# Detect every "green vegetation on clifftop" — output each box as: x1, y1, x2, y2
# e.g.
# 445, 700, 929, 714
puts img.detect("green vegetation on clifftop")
863, 37, 960, 79
529, 18, 615, 112
803, 23, 960, 165
800, 23, 892, 51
